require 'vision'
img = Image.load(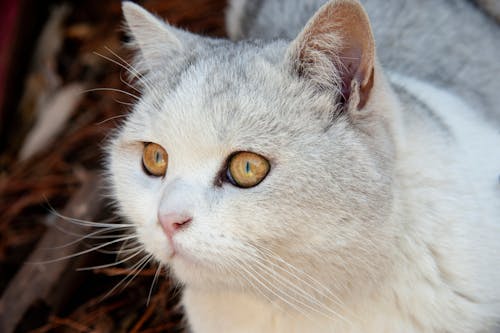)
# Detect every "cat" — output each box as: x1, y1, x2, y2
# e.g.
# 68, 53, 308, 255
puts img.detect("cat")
108, 0, 500, 332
